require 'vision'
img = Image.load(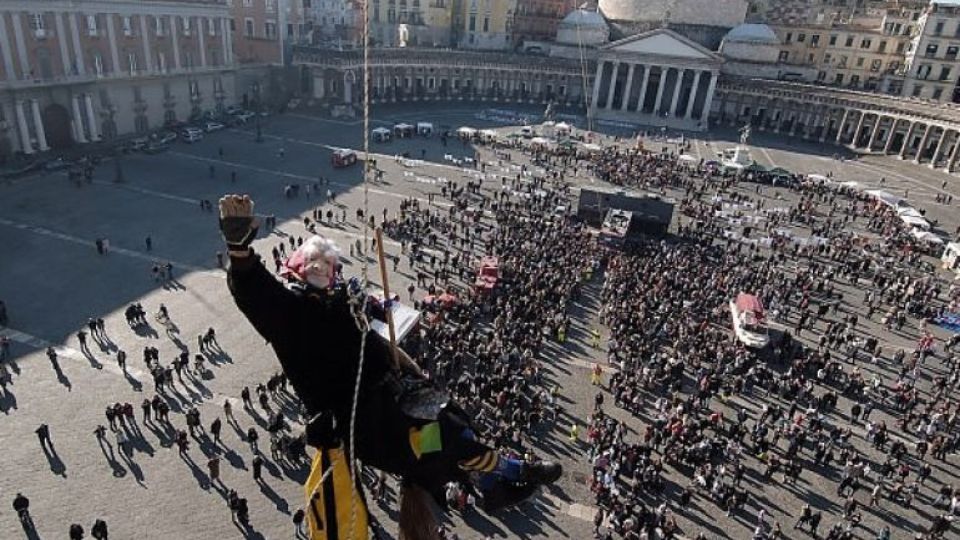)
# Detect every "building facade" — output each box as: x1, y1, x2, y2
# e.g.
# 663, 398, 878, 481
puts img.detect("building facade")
511, 0, 577, 45
456, 0, 517, 49
0, 0, 238, 159
902, 0, 960, 102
